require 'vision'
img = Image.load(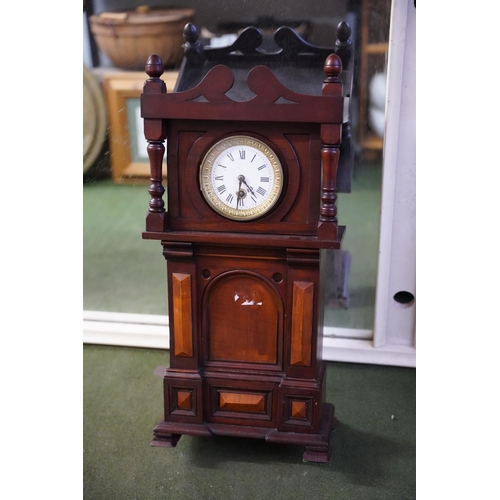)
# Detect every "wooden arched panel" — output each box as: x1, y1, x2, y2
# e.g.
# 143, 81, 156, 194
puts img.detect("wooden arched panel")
203, 271, 283, 367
